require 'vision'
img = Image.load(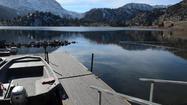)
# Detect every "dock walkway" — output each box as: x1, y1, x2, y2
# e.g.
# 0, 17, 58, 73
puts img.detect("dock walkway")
49, 53, 130, 105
